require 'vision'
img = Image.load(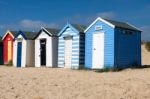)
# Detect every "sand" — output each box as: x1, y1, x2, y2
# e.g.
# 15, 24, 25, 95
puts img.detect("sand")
0, 66, 150, 99
142, 44, 150, 65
